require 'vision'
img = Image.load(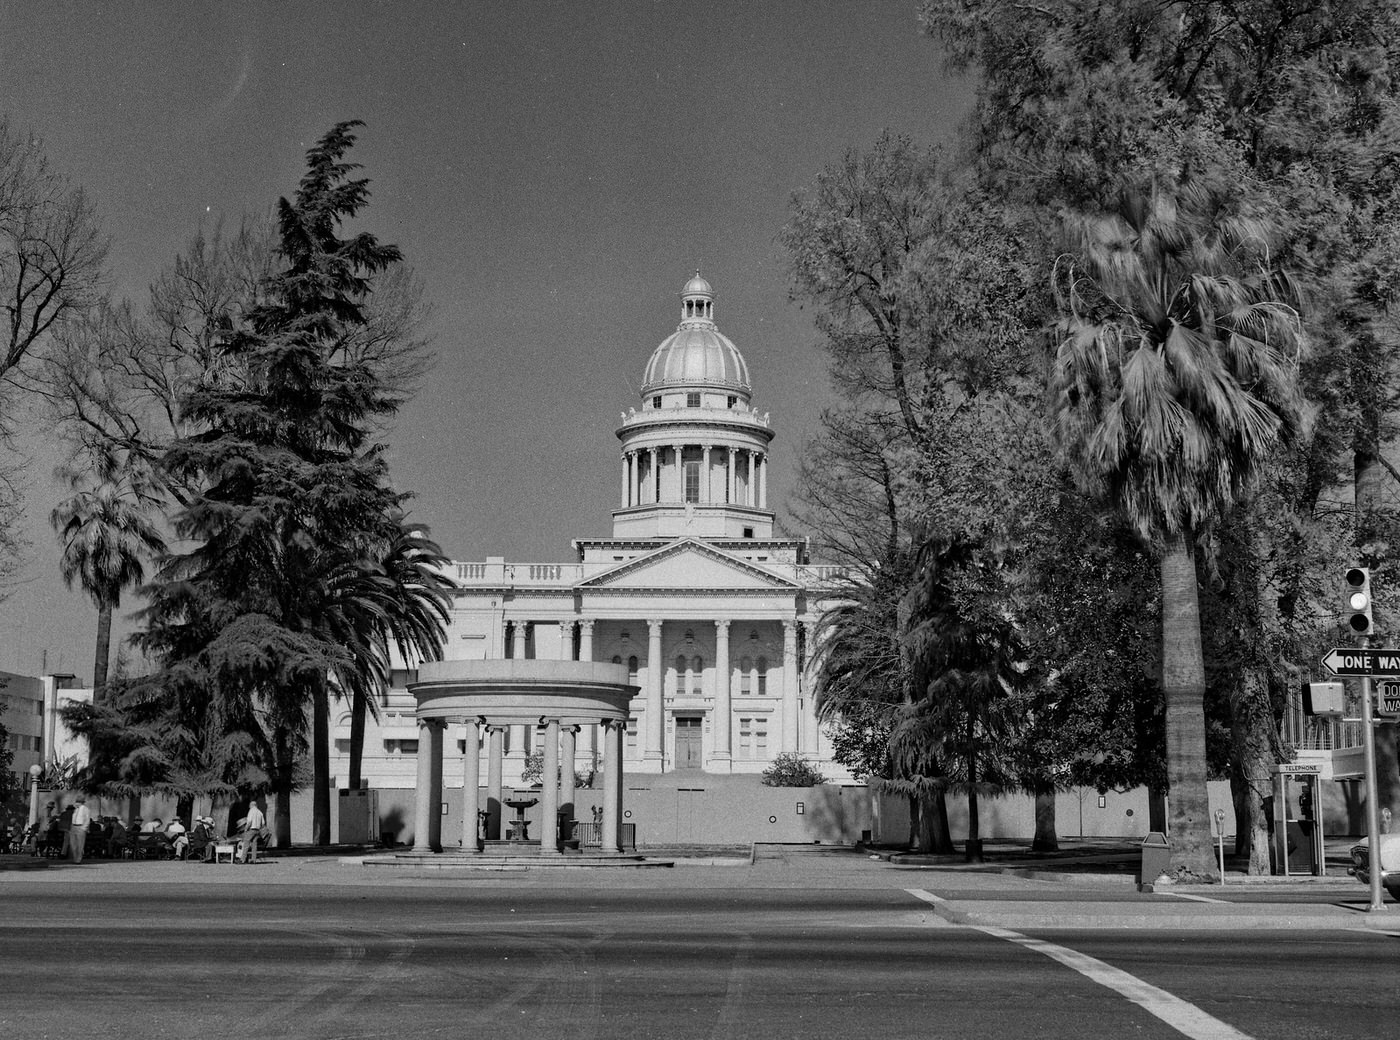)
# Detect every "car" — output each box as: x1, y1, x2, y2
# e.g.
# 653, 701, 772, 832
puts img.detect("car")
1348, 833, 1400, 900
